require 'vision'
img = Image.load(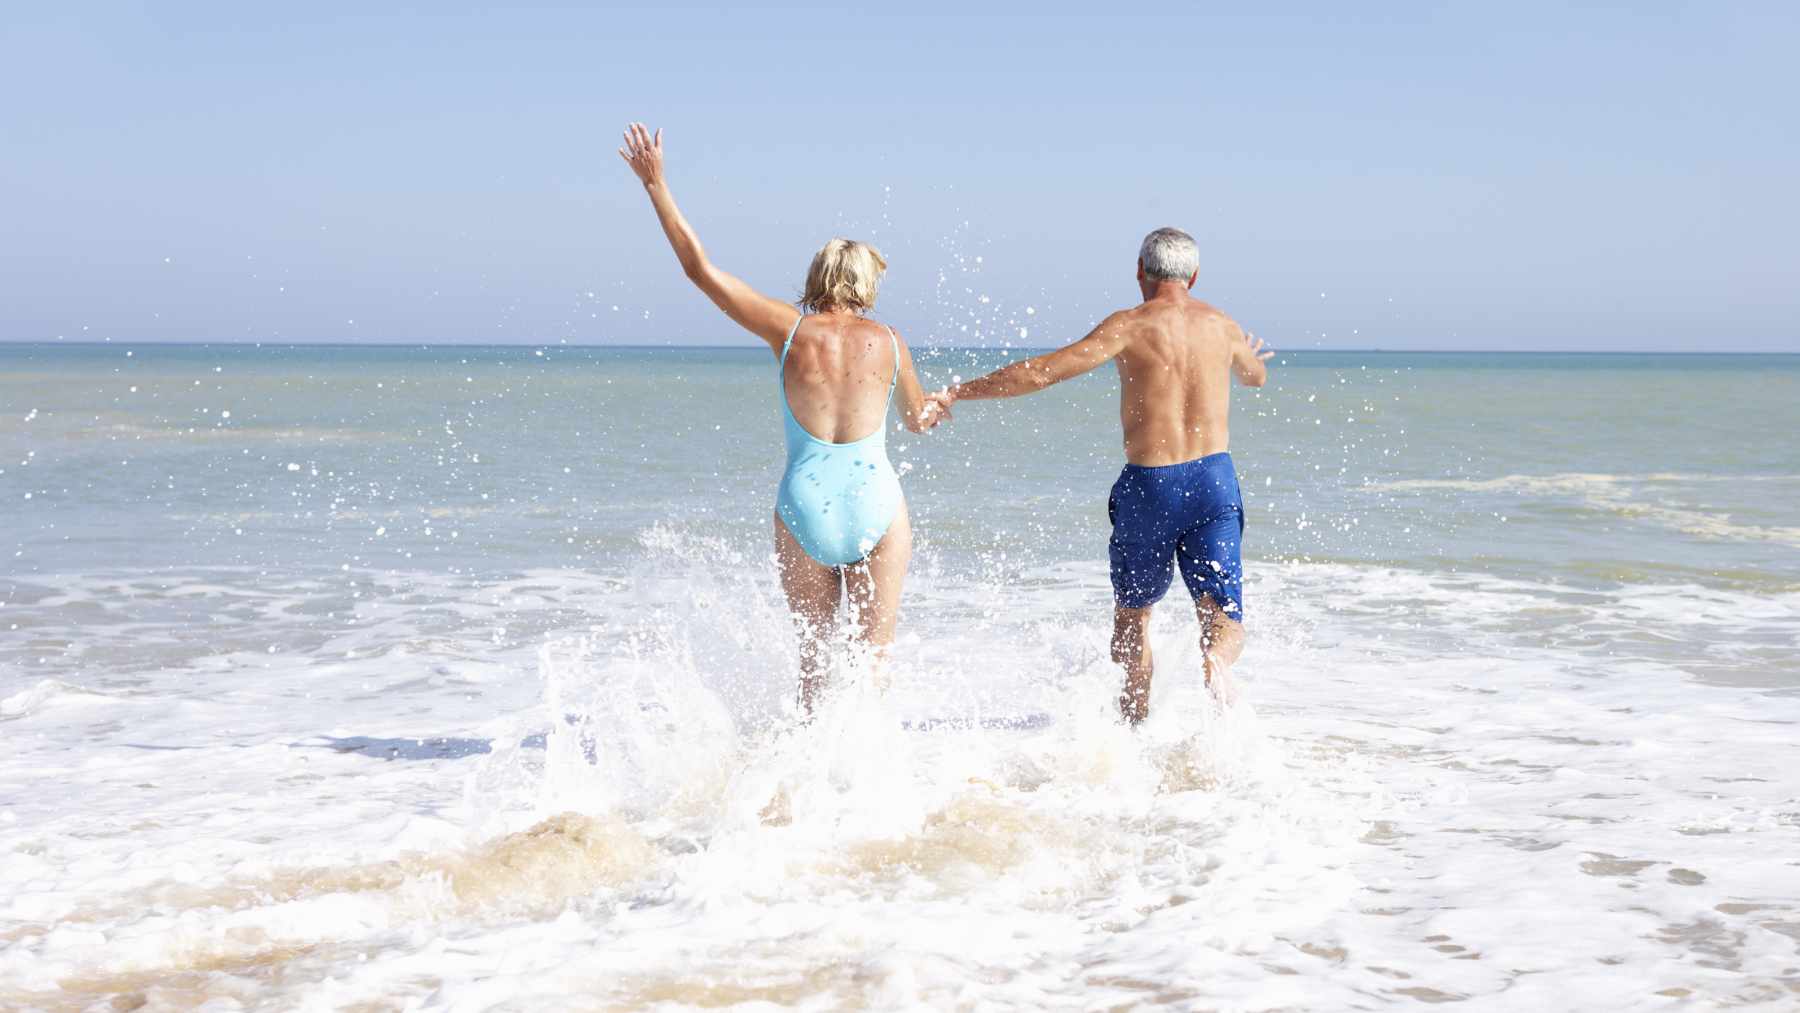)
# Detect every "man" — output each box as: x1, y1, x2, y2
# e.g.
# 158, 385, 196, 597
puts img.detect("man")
926, 228, 1272, 724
